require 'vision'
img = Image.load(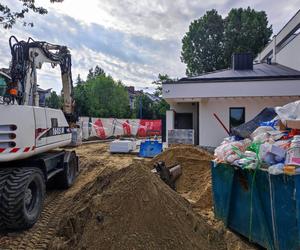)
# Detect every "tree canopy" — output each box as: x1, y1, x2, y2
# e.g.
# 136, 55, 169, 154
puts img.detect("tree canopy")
181, 7, 273, 76
45, 91, 62, 109
181, 9, 225, 76
152, 73, 172, 97
87, 66, 106, 80
224, 7, 273, 66
0, 0, 63, 29
74, 73, 130, 118
46, 69, 171, 120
